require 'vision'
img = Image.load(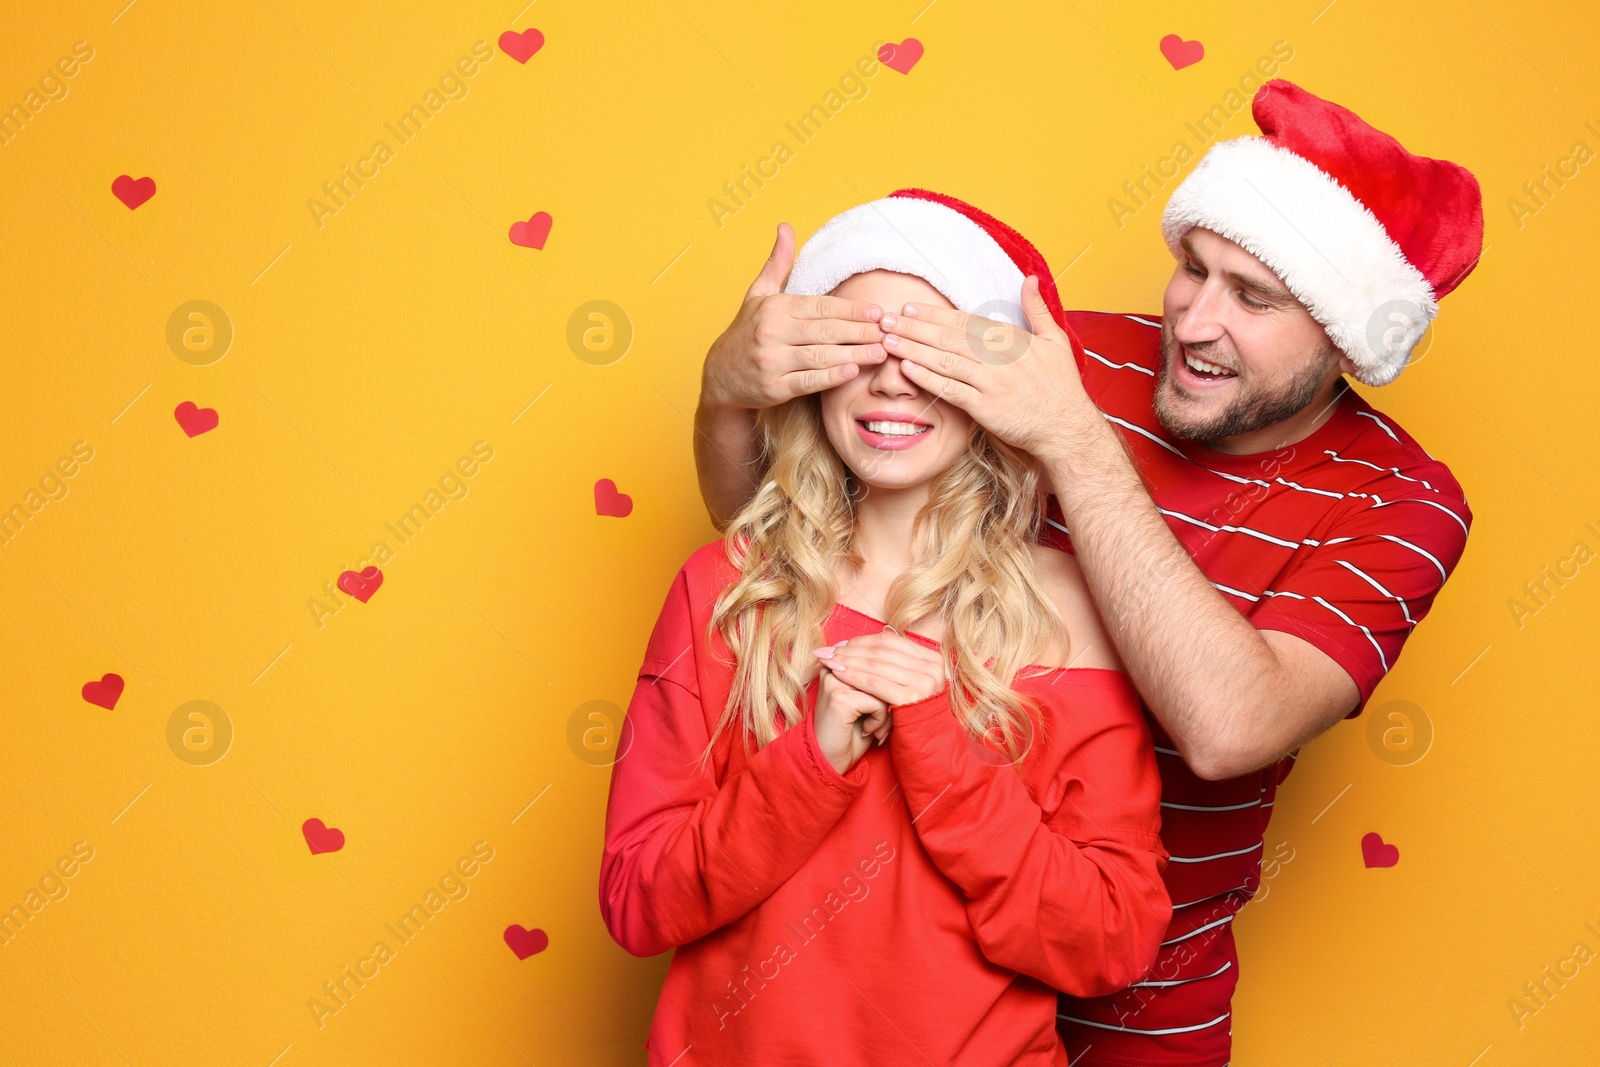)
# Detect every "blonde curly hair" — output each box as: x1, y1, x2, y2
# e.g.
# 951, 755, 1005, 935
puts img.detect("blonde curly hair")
706, 390, 1069, 762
